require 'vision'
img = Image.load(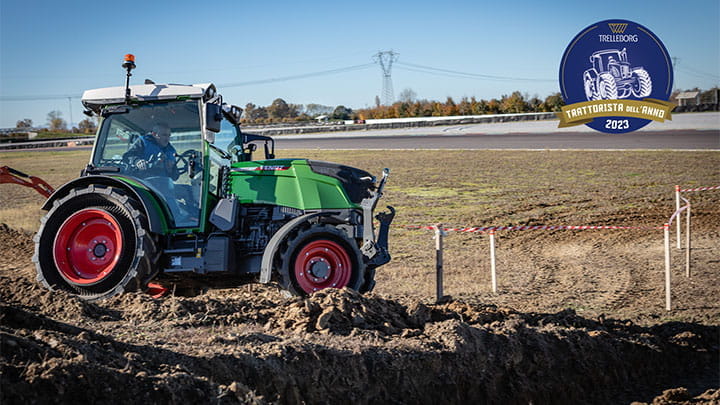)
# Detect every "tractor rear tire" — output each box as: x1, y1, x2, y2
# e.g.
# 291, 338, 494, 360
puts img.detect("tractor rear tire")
277, 223, 365, 296
631, 68, 652, 98
33, 185, 158, 301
